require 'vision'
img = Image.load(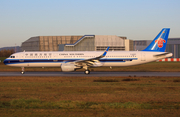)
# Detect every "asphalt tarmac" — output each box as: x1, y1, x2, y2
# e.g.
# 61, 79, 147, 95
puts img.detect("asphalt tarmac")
0, 71, 180, 77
